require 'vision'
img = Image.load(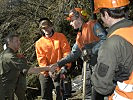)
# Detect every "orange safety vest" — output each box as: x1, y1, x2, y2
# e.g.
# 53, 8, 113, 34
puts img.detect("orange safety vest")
108, 26, 133, 100
76, 20, 100, 49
